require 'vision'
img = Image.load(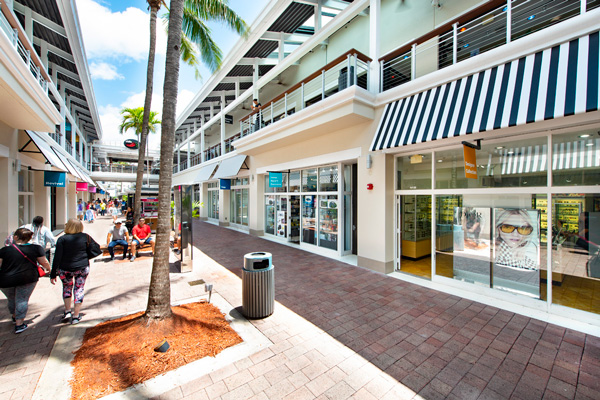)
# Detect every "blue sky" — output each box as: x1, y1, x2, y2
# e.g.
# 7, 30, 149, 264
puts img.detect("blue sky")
75, 0, 270, 145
